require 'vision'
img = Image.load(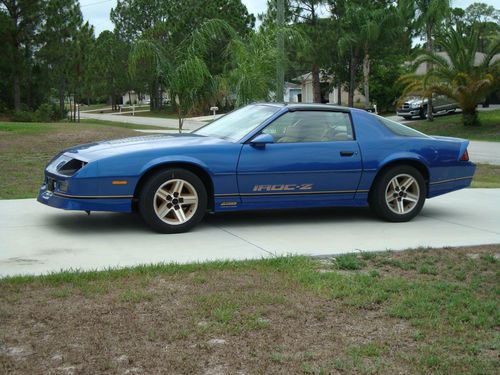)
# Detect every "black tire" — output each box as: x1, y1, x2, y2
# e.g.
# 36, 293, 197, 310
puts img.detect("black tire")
369, 165, 426, 222
402, 116, 412, 120
419, 107, 427, 119
138, 169, 207, 233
